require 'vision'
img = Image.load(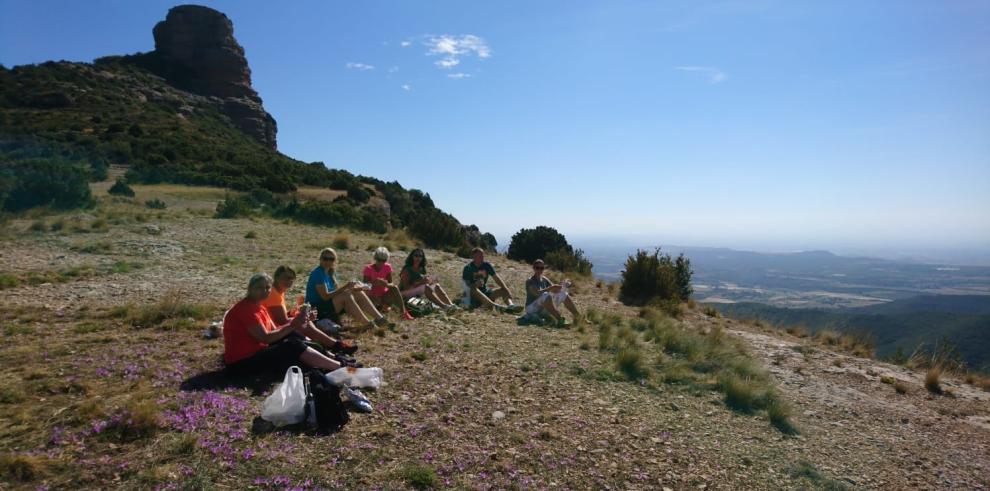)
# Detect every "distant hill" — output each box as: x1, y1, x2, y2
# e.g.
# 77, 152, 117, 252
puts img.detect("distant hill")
0, 5, 493, 251
715, 295, 990, 371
